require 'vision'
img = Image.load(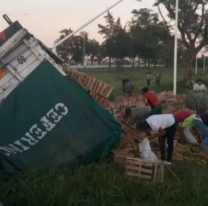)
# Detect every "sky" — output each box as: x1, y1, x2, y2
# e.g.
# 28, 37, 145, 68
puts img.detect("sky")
0, 0, 160, 47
